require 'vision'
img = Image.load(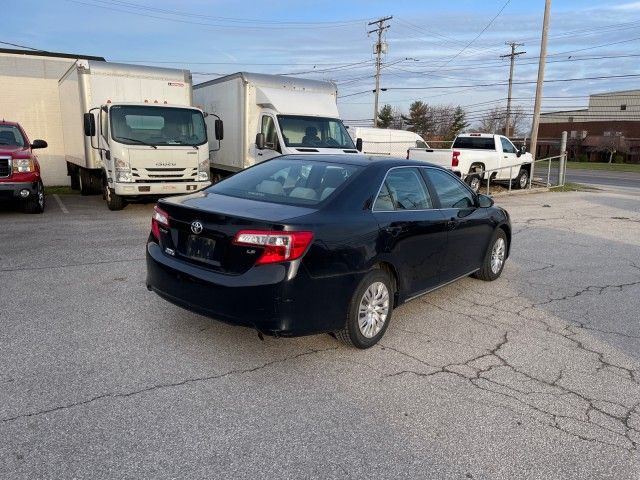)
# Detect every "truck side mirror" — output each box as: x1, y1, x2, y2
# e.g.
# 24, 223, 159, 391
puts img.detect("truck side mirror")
356, 137, 363, 152
520, 145, 527, 154
214, 119, 224, 141
31, 139, 48, 149
256, 132, 265, 150
83, 113, 96, 137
